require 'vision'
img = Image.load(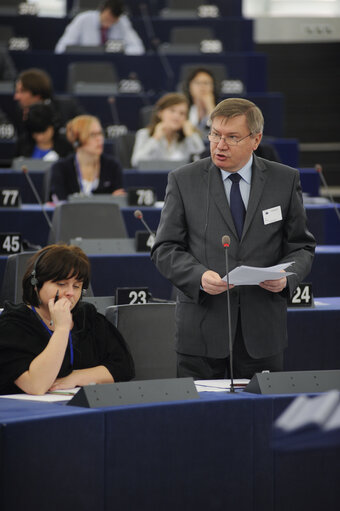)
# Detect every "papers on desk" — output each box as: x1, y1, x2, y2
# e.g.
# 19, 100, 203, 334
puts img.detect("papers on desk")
195, 379, 249, 392
223, 262, 295, 286
0, 388, 80, 402
273, 390, 340, 450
